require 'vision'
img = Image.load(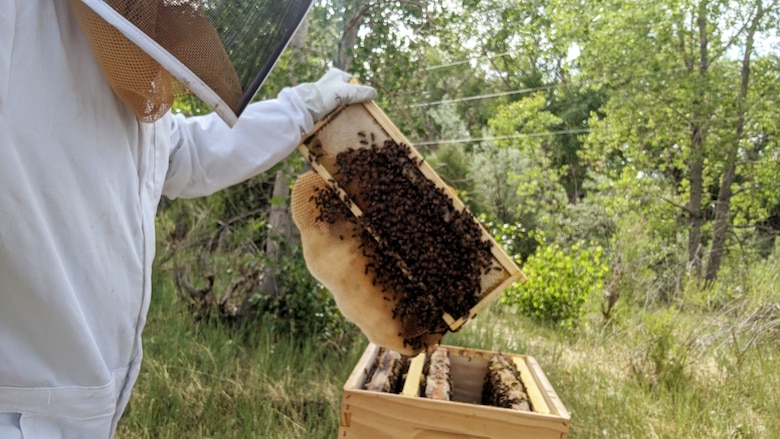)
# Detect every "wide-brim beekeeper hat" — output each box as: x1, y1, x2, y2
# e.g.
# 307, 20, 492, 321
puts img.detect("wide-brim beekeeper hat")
69, 0, 314, 126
